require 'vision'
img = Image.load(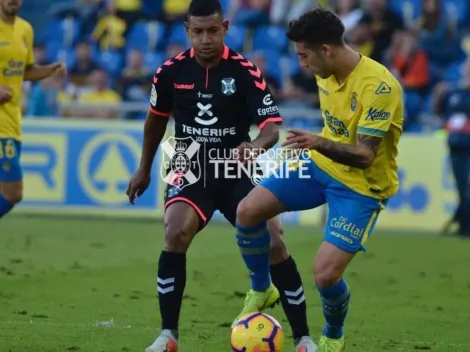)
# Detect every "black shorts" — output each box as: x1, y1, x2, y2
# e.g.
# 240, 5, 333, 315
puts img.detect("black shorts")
163, 171, 261, 230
